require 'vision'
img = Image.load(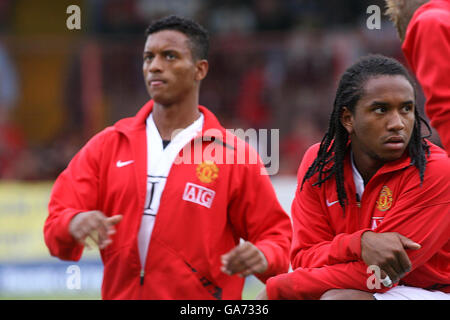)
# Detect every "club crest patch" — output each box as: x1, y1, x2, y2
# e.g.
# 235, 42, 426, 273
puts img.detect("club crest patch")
196, 160, 219, 183
376, 186, 393, 211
